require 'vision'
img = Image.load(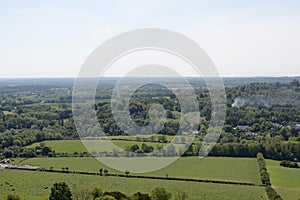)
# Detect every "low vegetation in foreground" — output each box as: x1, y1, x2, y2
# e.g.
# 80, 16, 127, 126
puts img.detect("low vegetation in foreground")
0, 170, 267, 200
